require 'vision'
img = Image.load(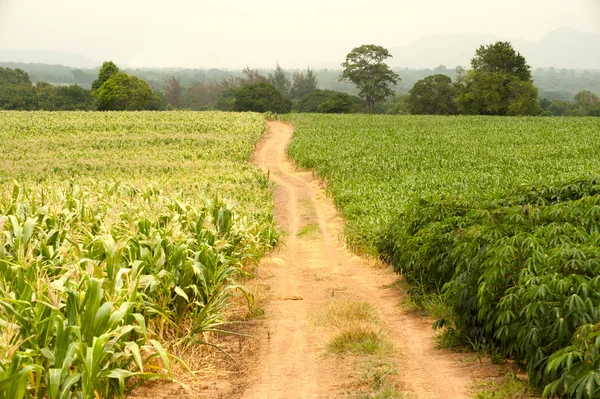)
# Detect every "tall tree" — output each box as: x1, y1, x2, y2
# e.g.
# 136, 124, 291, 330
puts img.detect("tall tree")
92, 61, 119, 91
456, 42, 540, 116
471, 42, 531, 81
290, 67, 318, 99
340, 45, 400, 113
164, 76, 182, 108
240, 67, 267, 85
268, 62, 291, 95
407, 74, 458, 115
